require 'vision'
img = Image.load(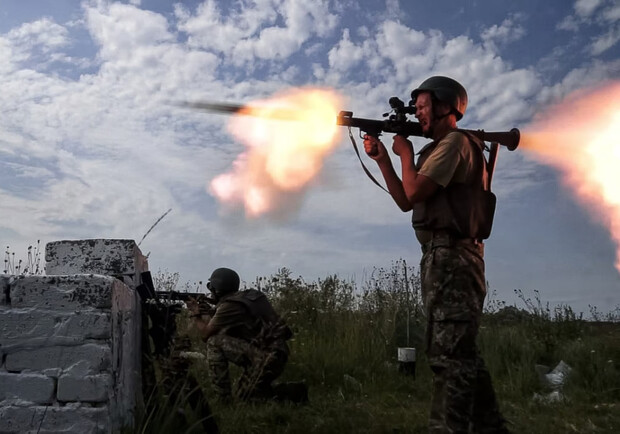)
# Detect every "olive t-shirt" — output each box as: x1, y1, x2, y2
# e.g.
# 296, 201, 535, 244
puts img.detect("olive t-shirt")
414, 131, 479, 244
418, 131, 478, 186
